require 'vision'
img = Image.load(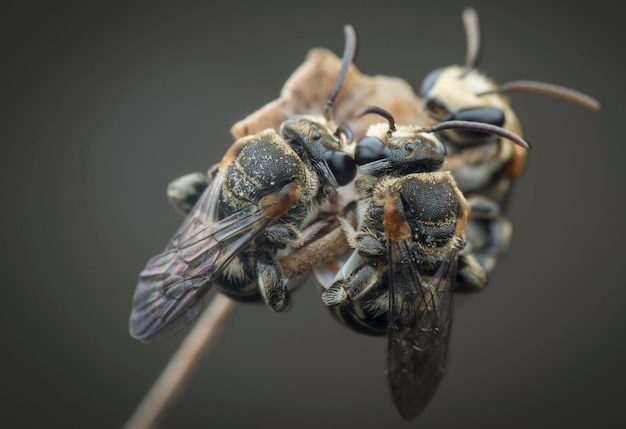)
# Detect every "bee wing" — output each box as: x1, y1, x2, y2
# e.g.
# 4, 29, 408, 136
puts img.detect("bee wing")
129, 171, 271, 343
385, 238, 459, 420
